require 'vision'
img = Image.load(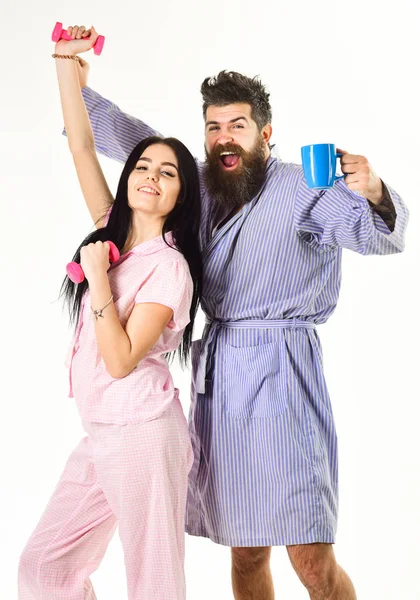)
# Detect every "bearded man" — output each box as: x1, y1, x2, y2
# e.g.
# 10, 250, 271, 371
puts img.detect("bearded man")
67, 47, 408, 599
